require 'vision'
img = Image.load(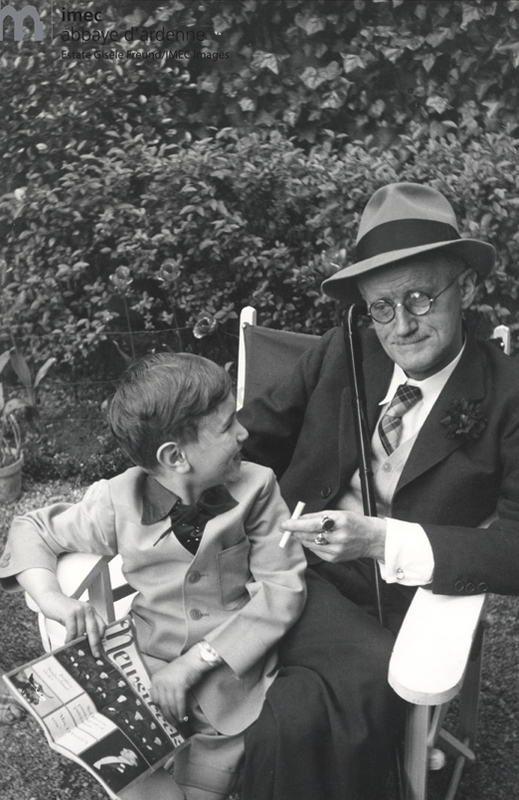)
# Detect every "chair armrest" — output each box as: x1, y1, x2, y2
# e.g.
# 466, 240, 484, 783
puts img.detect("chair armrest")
56, 552, 113, 599
388, 587, 487, 706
